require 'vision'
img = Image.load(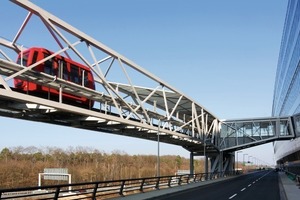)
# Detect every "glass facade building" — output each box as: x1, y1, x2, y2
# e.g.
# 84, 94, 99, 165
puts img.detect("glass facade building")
272, 0, 300, 173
